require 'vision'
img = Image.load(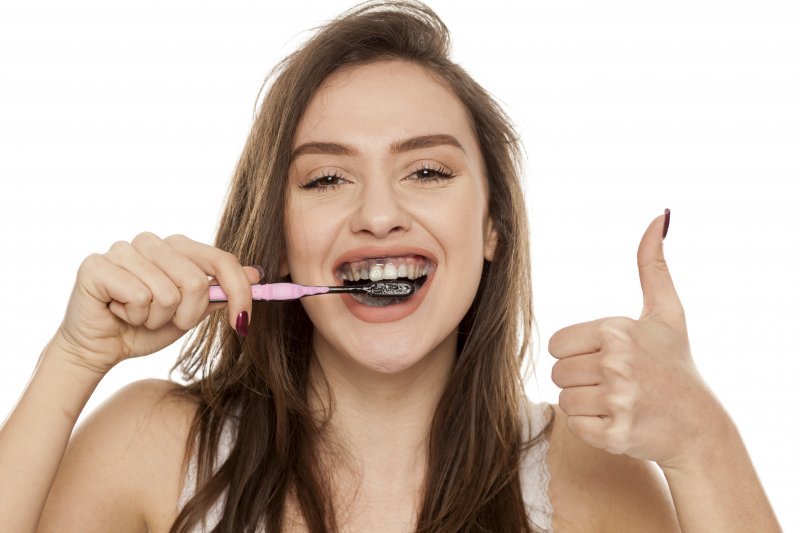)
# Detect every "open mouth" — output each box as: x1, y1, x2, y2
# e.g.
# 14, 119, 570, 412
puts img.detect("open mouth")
334, 254, 435, 307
